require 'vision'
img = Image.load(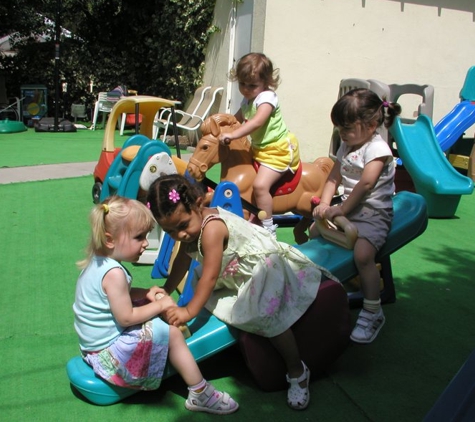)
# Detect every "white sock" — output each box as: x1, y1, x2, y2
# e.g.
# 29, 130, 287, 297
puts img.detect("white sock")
262, 218, 274, 228
363, 298, 381, 313
188, 378, 207, 393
